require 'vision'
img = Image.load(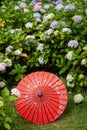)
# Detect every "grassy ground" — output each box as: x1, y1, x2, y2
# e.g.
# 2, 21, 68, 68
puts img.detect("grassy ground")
9, 92, 87, 130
